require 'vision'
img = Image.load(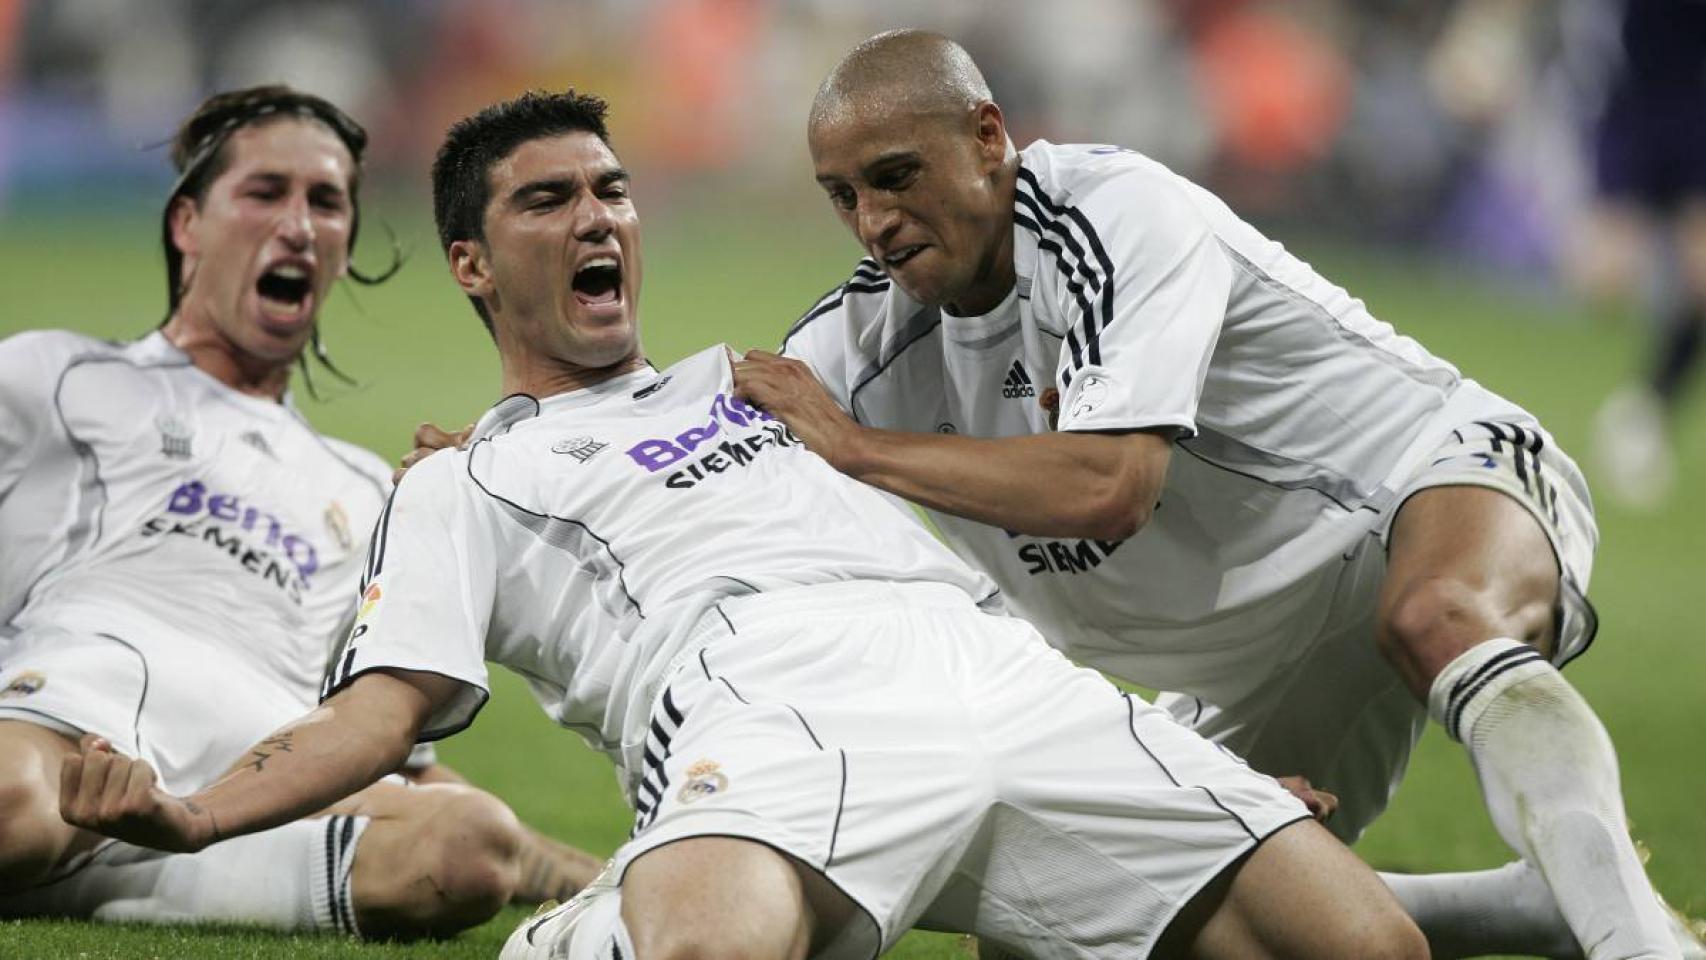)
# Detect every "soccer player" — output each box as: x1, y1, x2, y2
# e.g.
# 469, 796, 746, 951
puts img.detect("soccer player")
734, 30, 1702, 960
0, 85, 595, 937
1580, 0, 1706, 509
58, 88, 1429, 960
